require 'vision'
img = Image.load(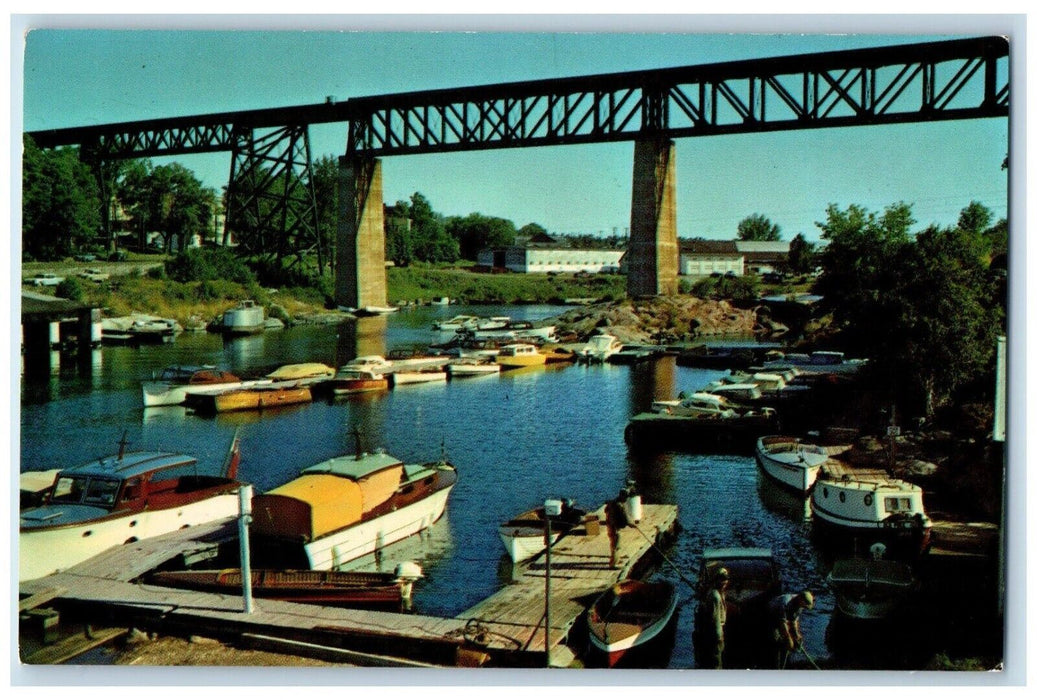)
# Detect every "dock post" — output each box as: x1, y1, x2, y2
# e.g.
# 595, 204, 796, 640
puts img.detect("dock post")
544, 514, 551, 668
238, 485, 254, 614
